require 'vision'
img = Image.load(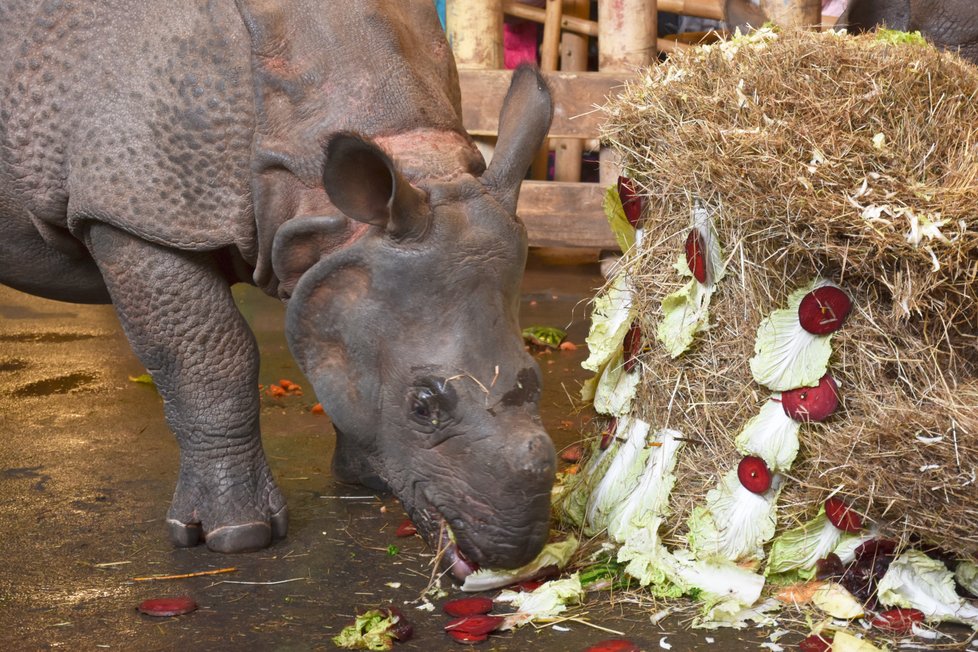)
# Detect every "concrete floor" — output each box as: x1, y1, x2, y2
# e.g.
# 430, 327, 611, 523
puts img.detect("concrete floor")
1, 253, 776, 651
